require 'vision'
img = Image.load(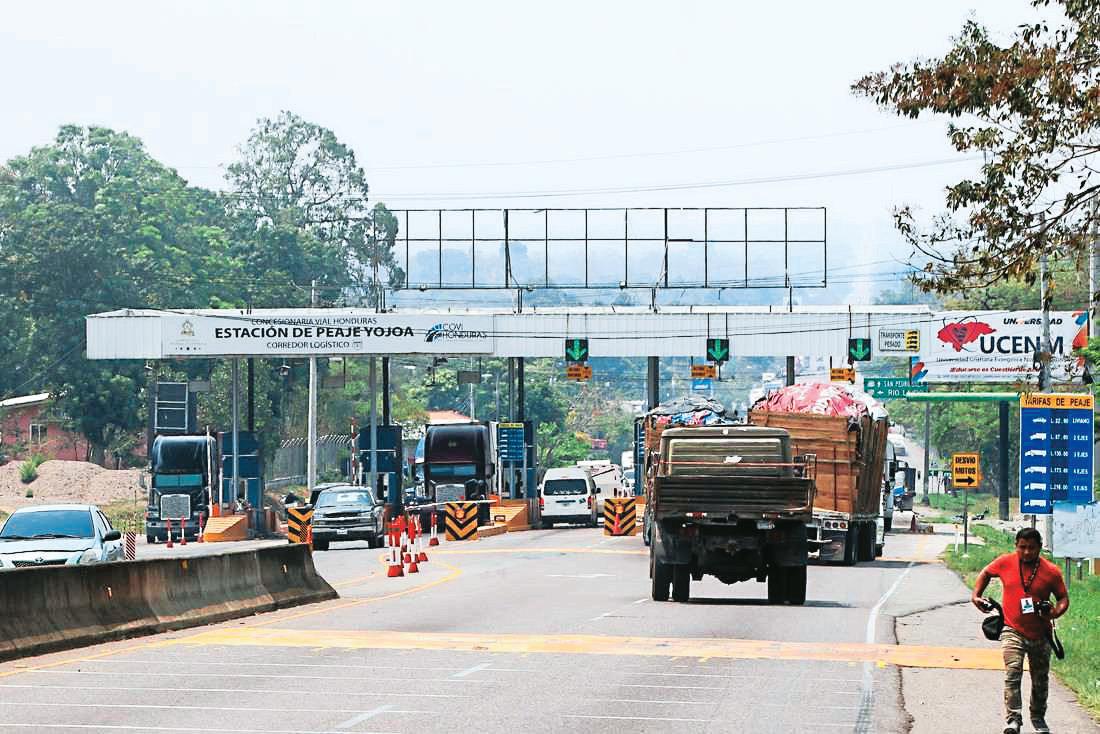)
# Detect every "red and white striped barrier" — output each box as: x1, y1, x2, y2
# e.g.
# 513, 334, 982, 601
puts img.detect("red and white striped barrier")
124, 531, 137, 560
165, 519, 174, 549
